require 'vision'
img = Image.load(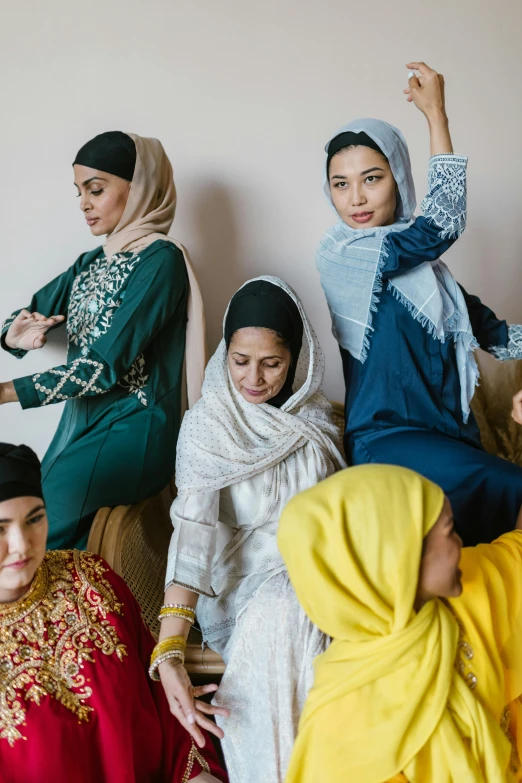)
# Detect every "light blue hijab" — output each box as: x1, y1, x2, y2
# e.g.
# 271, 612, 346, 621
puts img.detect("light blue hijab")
317, 118, 477, 423
322, 118, 416, 220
